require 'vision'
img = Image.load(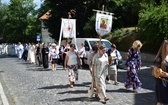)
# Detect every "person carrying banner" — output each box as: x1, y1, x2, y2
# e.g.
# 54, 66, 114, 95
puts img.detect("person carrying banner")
92, 45, 109, 101
61, 41, 70, 69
